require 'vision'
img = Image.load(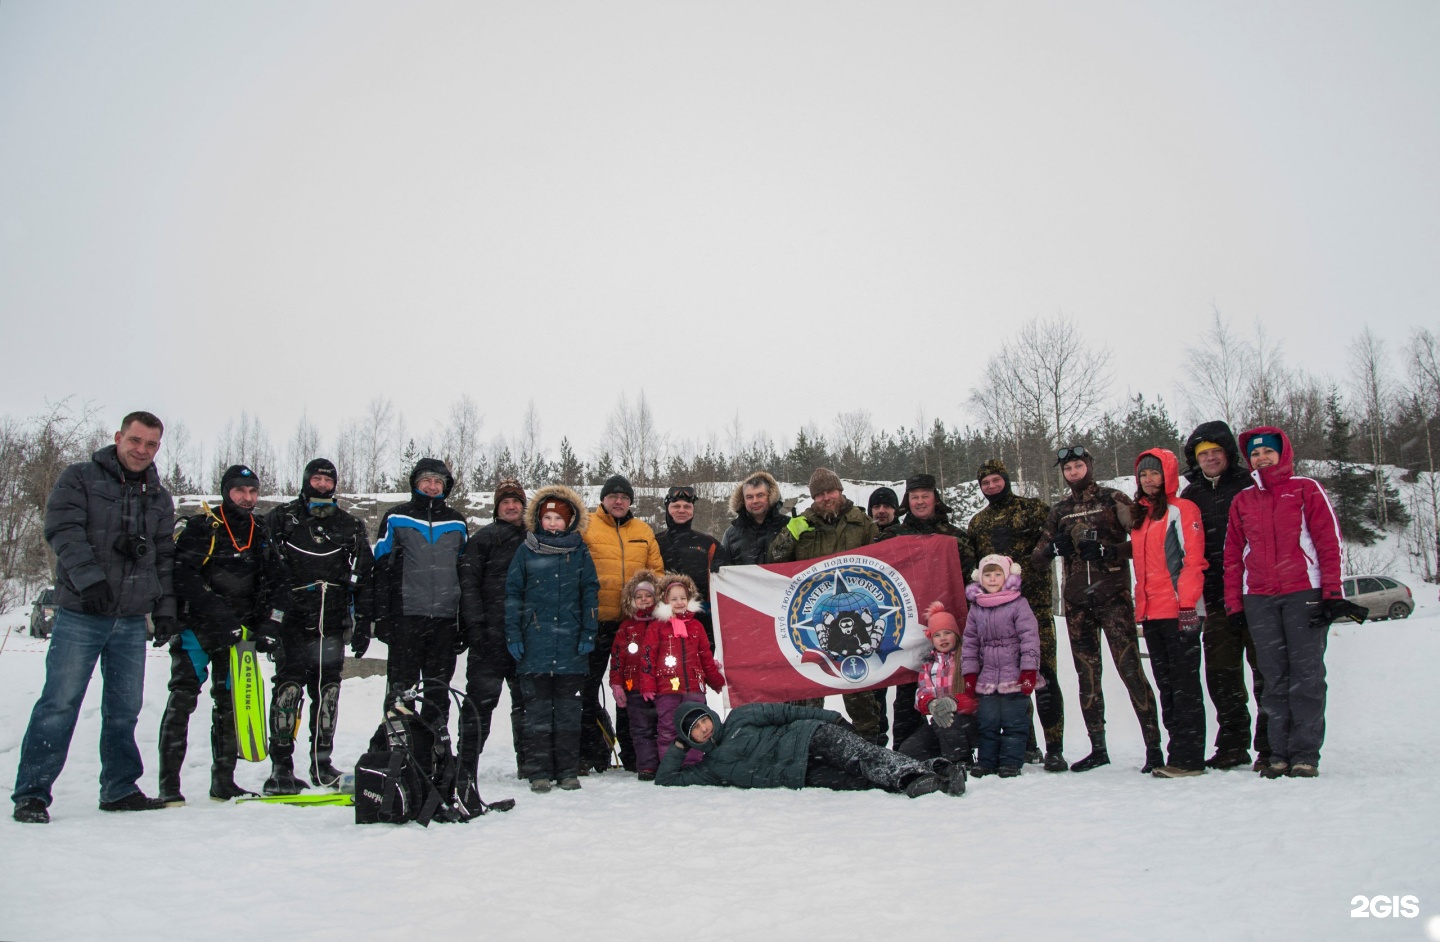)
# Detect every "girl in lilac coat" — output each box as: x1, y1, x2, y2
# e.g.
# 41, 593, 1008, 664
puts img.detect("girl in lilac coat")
959, 554, 1043, 776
